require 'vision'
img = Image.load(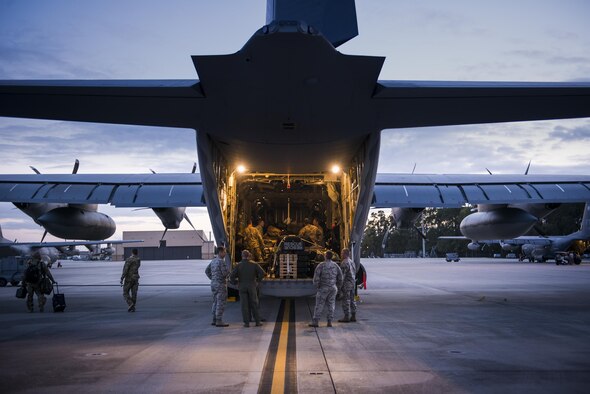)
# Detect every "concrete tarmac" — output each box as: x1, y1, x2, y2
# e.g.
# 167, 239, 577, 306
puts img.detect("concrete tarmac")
1, 258, 590, 393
